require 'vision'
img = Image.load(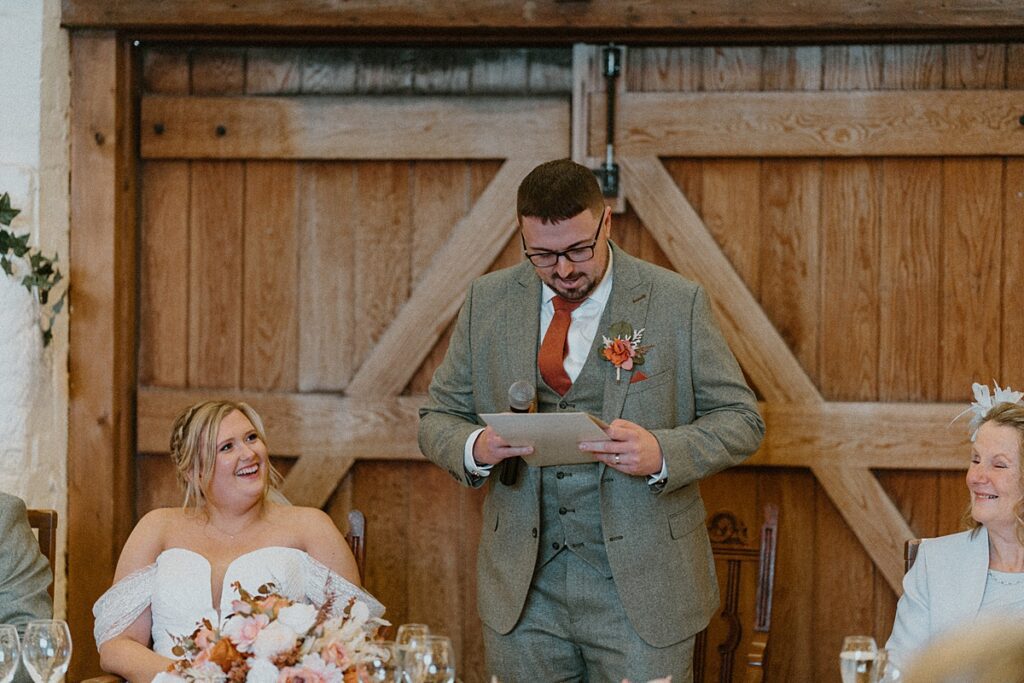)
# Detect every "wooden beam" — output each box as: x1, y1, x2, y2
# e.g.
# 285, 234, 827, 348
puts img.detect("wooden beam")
604, 91, 1024, 157
139, 389, 970, 471
621, 156, 820, 403
753, 402, 969, 470
141, 96, 569, 160
137, 387, 425, 459
812, 464, 916, 593
346, 157, 546, 398
62, 0, 1024, 36
280, 455, 355, 508
68, 33, 137, 681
